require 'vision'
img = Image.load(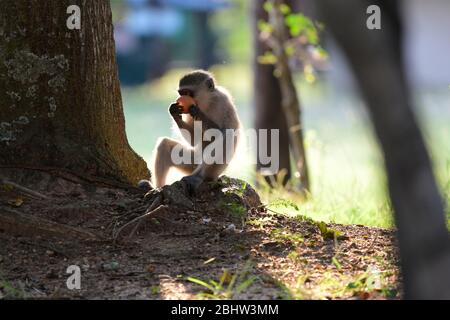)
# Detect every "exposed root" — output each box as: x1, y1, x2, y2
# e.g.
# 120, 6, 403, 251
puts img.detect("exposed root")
113, 195, 163, 243
0, 178, 50, 200
0, 206, 99, 241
